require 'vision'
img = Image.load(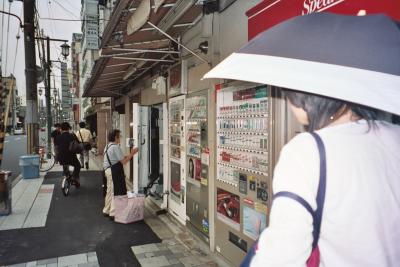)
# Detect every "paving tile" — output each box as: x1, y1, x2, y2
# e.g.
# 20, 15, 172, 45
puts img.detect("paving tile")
46, 264, 57, 267
57, 253, 87, 267
179, 256, 203, 267
168, 264, 185, 267
7, 263, 26, 267
136, 253, 147, 260
87, 255, 97, 263
138, 256, 170, 267
145, 252, 155, 258
77, 262, 99, 267
131, 243, 160, 254
25, 261, 36, 267
86, 252, 96, 258
153, 249, 173, 257
37, 258, 57, 265
168, 258, 181, 264
168, 245, 186, 254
